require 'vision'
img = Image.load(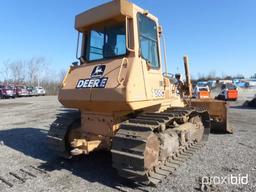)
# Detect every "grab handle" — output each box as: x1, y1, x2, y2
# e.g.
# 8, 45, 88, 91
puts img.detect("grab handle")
117, 58, 128, 85
125, 16, 135, 52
